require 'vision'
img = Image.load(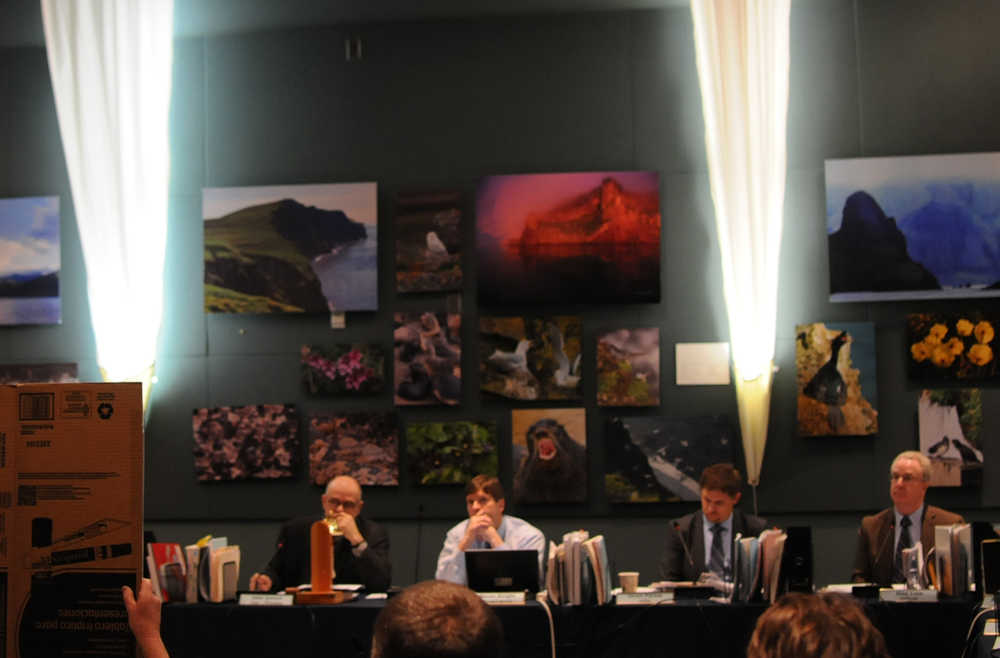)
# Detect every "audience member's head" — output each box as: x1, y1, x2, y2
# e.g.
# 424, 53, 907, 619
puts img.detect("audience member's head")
371, 580, 503, 658
747, 592, 890, 658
